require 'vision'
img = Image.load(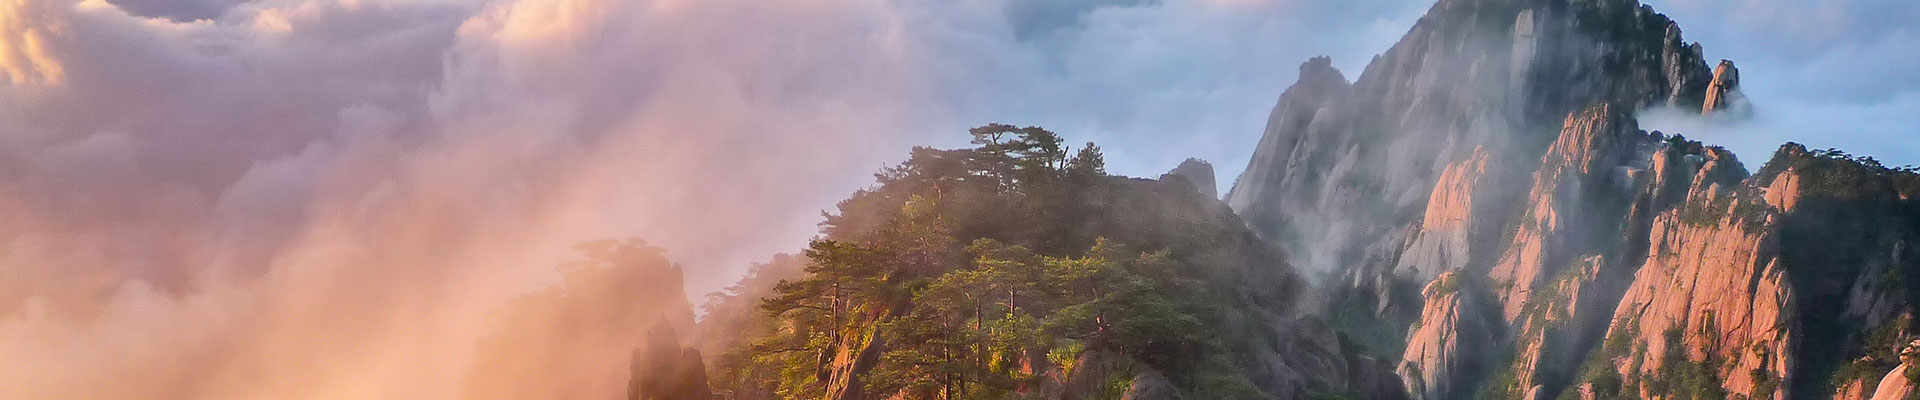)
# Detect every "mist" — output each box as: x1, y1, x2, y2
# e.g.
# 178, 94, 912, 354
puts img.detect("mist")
7, 0, 1909, 397
1640, 0, 1920, 168
0, 0, 1427, 398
